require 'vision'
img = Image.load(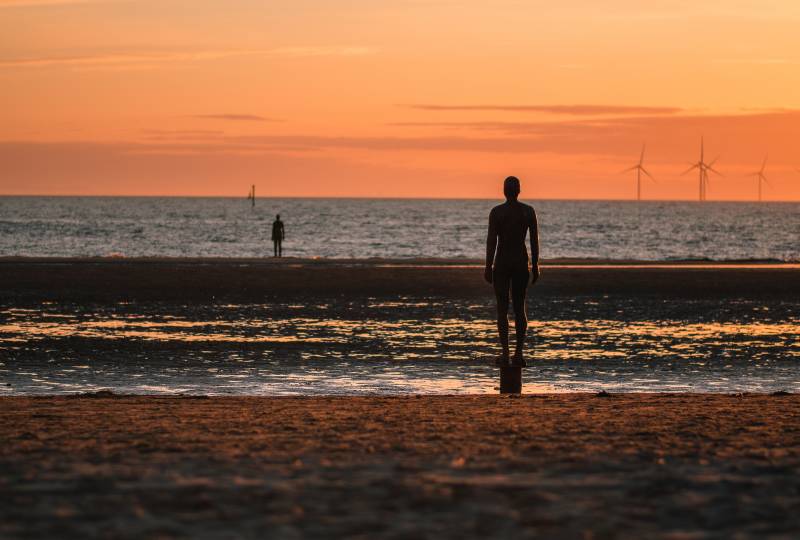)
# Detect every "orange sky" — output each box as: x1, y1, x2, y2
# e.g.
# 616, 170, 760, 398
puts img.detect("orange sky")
2, 0, 800, 200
